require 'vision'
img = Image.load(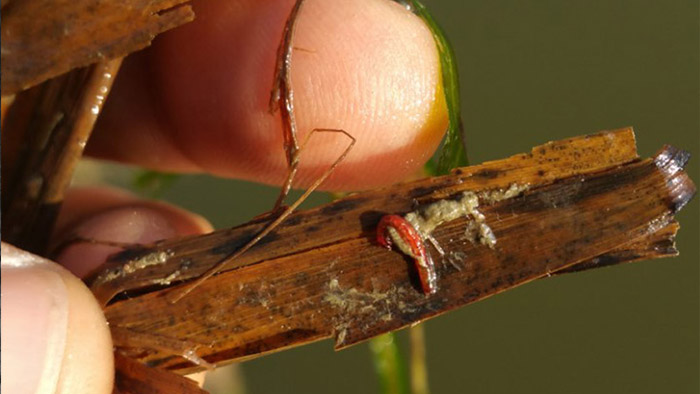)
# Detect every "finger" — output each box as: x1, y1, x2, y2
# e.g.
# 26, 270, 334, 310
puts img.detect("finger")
52, 187, 214, 387
89, 0, 447, 191
52, 187, 213, 279
1, 243, 113, 394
